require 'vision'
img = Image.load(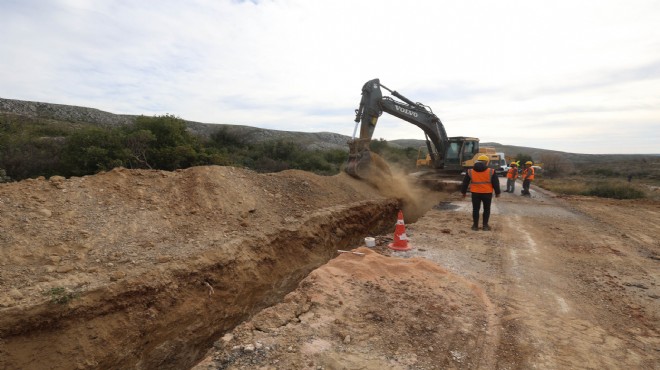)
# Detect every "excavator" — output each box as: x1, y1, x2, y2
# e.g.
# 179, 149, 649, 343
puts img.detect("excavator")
345, 78, 480, 181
